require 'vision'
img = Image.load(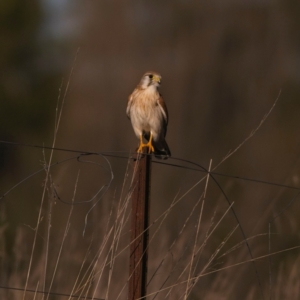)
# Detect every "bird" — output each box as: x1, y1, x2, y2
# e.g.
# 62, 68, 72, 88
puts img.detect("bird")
127, 71, 171, 158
